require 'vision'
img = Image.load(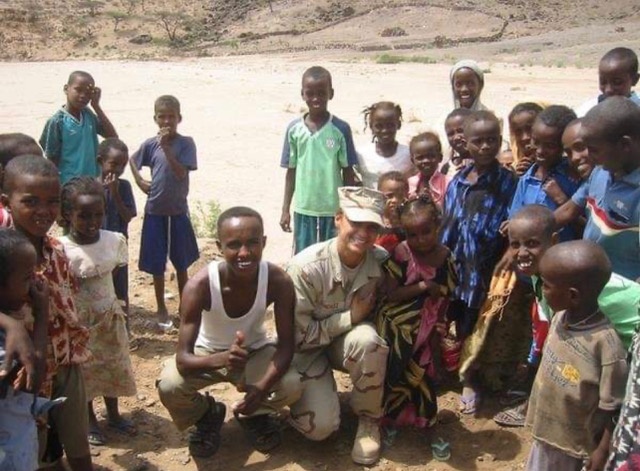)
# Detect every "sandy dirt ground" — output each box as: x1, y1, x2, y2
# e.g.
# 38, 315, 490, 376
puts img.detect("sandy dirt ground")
0, 56, 600, 470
